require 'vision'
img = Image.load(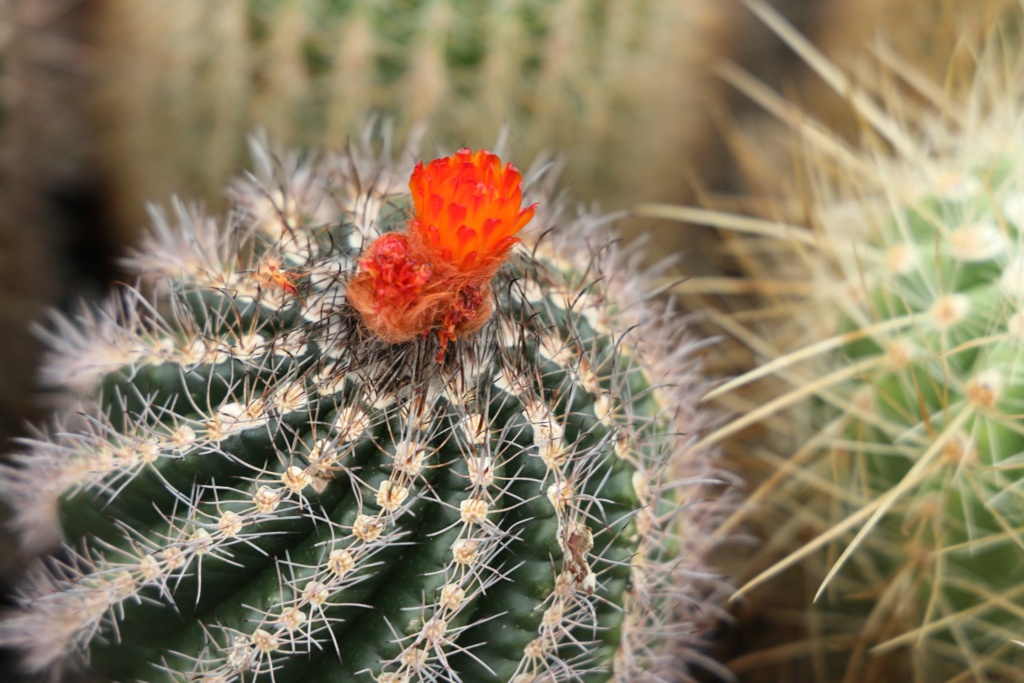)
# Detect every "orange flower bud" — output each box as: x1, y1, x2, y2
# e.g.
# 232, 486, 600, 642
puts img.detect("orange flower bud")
345, 234, 433, 343
347, 149, 535, 359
